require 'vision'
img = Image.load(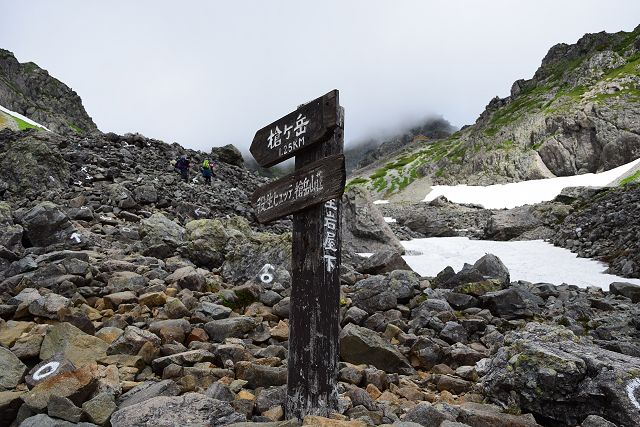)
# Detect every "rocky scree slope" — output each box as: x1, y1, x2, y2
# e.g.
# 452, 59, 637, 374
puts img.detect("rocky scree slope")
552, 183, 640, 278
0, 49, 98, 136
350, 26, 640, 198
